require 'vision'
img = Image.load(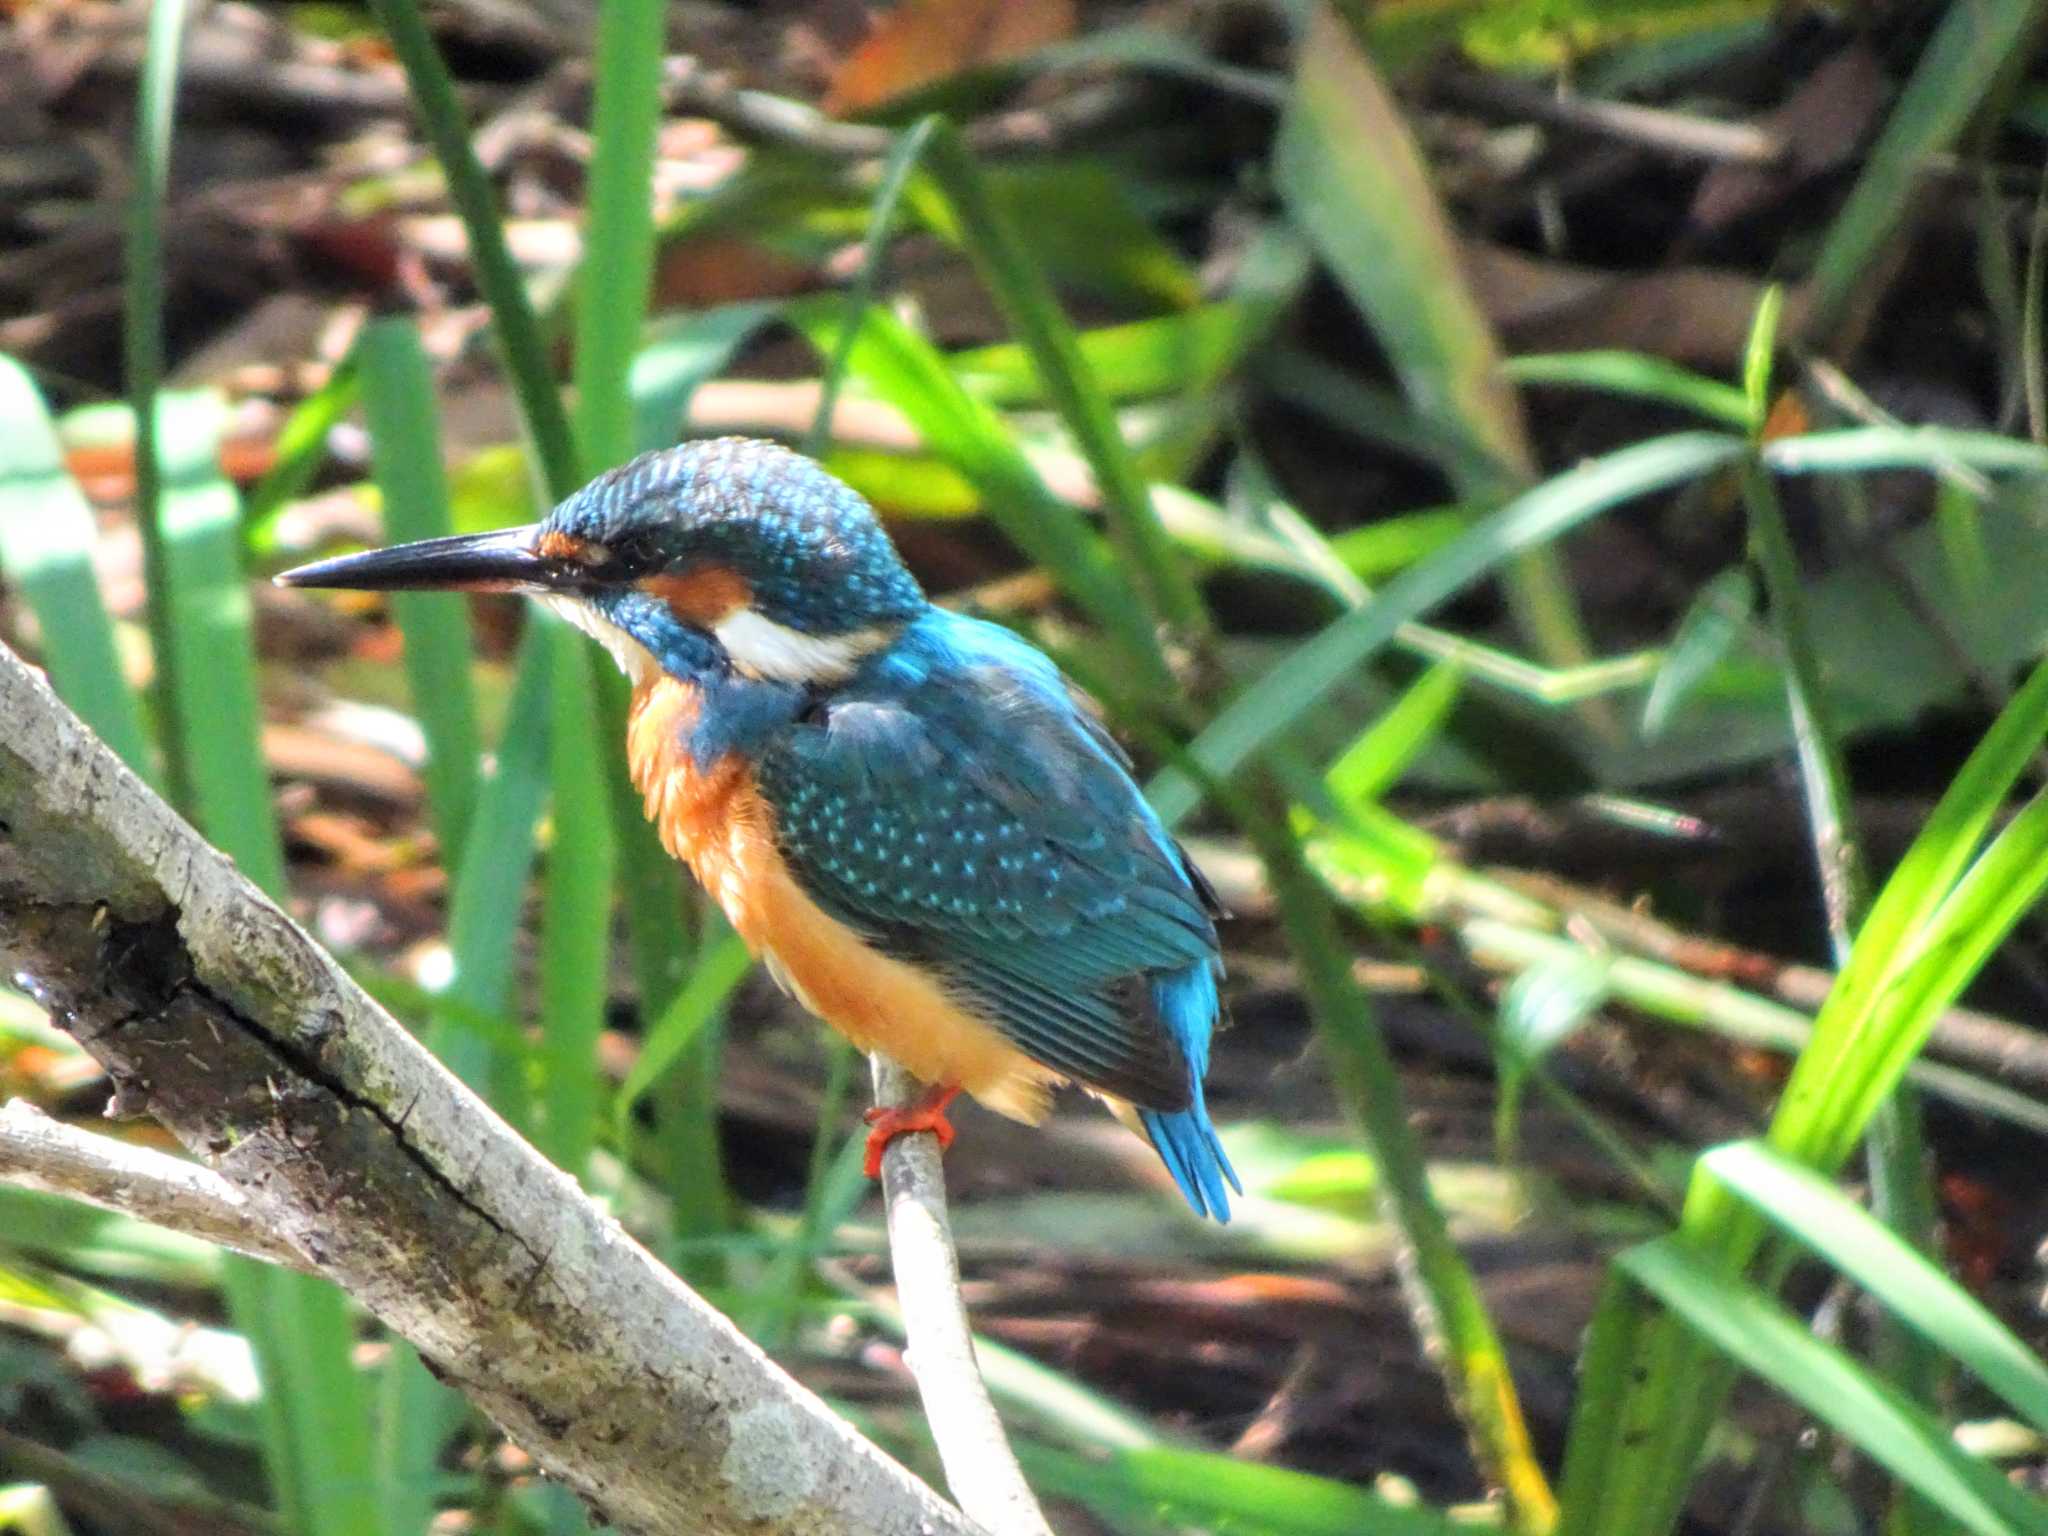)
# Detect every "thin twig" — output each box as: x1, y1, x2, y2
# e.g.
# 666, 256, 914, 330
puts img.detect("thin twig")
1435, 72, 1786, 166
871, 1056, 1055, 1536
0, 1099, 306, 1271
664, 57, 1131, 160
